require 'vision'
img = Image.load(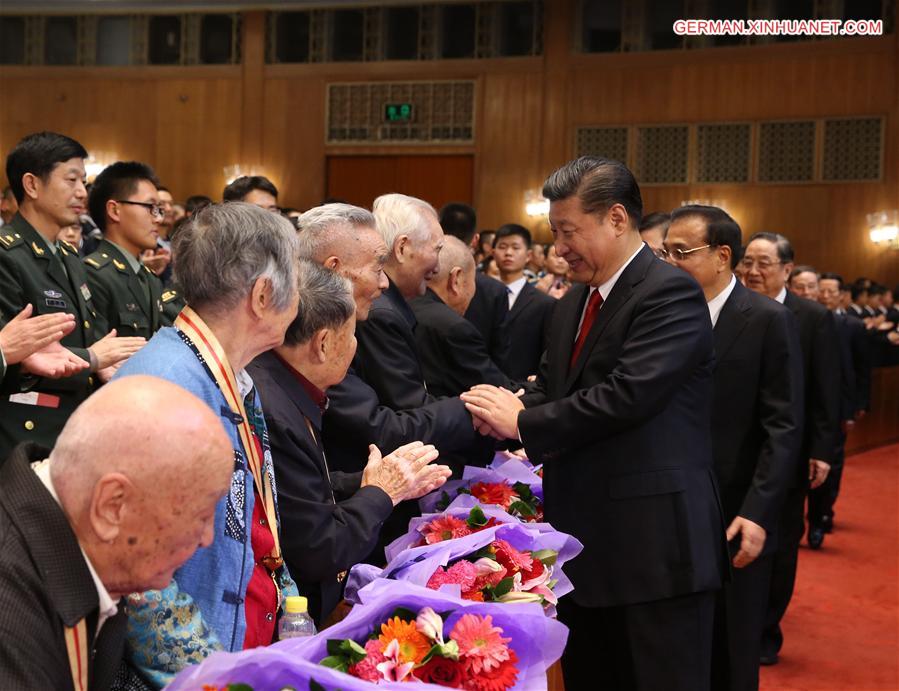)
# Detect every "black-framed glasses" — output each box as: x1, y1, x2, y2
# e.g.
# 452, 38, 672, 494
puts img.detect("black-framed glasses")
116, 200, 164, 220
659, 244, 713, 262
